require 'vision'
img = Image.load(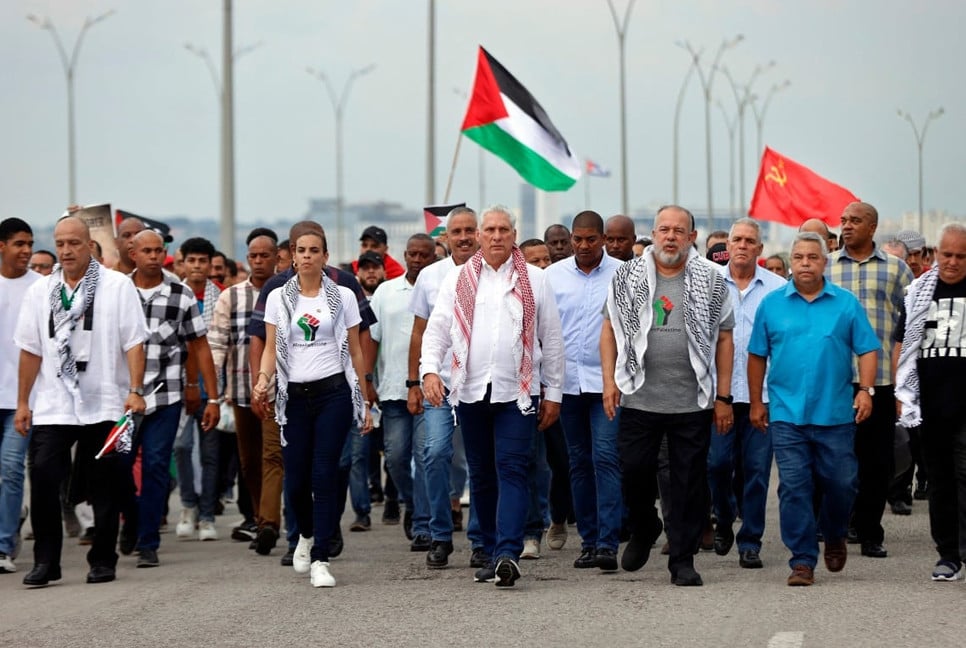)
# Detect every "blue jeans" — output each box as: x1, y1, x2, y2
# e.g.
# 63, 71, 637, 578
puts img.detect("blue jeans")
771, 421, 857, 569
458, 393, 538, 561
524, 428, 550, 541
283, 381, 352, 562
129, 403, 182, 550
707, 403, 773, 552
382, 400, 430, 538
0, 409, 30, 555
559, 394, 623, 551
173, 405, 220, 521
422, 399, 456, 542
339, 423, 370, 518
